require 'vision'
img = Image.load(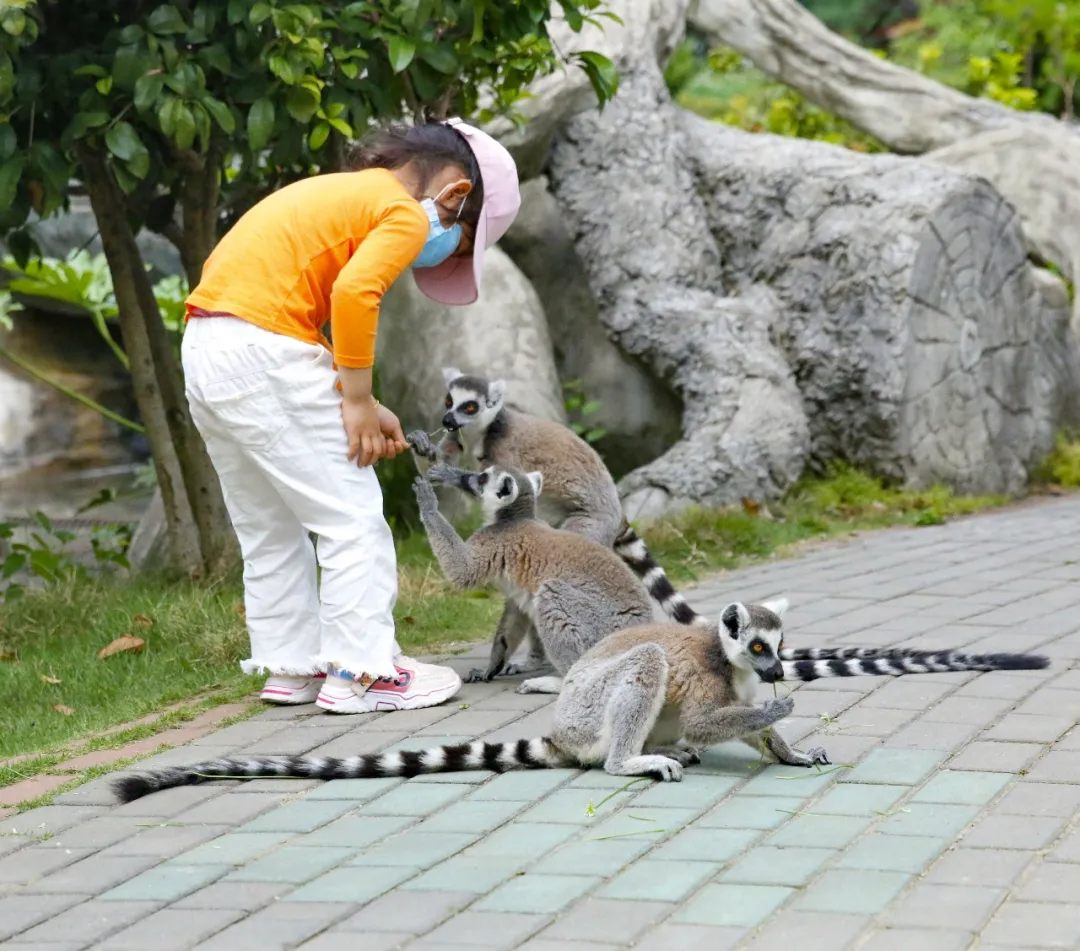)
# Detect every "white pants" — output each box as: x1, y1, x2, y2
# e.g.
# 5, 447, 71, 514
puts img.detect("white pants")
181, 316, 401, 678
